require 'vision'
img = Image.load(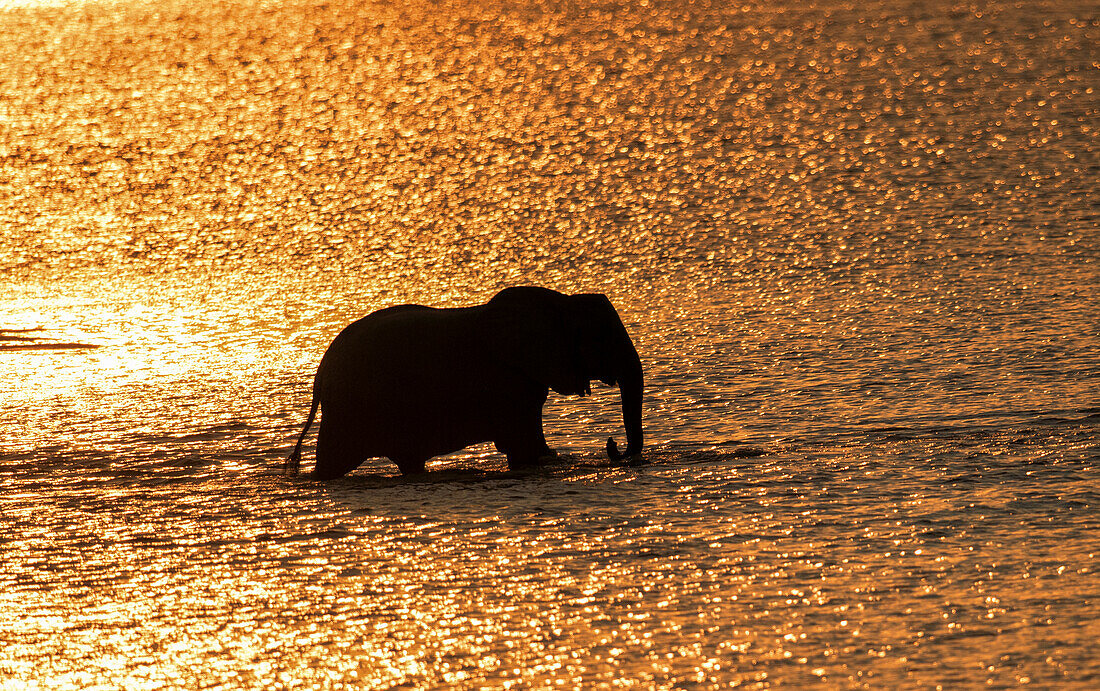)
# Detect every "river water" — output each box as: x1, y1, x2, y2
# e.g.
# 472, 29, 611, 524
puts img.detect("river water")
1, 0, 1098, 686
